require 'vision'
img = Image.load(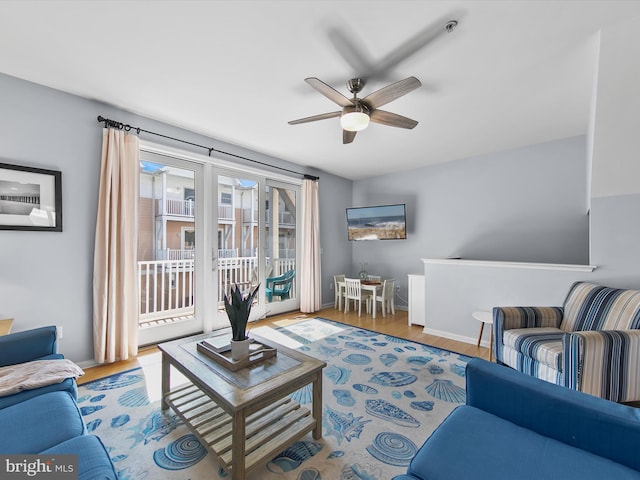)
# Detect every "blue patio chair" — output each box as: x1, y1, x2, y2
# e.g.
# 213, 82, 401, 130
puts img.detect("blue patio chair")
265, 270, 295, 302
